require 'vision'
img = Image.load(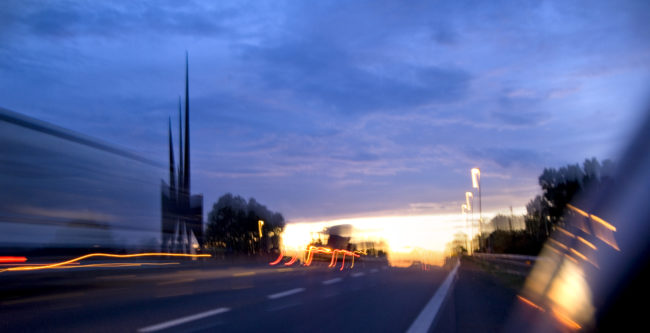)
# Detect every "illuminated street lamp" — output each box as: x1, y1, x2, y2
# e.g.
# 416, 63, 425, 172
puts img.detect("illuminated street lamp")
471, 168, 482, 249
258, 220, 264, 254
471, 168, 480, 189
465, 191, 474, 224
258, 220, 265, 238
